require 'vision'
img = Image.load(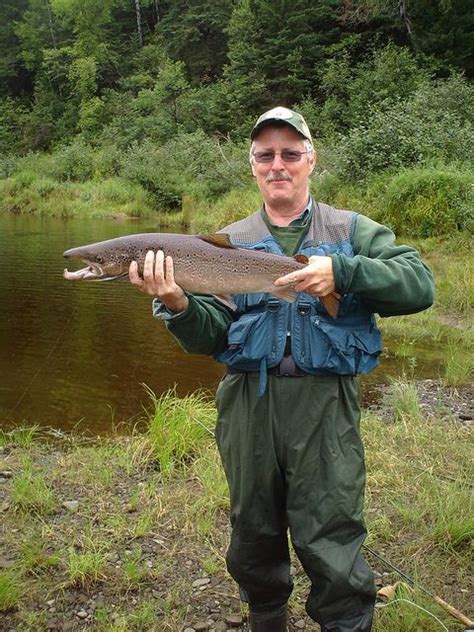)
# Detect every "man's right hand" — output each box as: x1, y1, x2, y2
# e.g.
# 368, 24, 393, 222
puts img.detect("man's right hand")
129, 250, 189, 313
